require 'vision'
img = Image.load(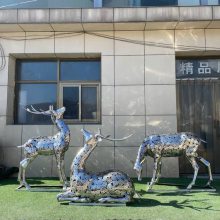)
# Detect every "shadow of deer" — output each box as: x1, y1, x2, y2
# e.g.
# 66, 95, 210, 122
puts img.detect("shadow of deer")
17, 105, 70, 190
